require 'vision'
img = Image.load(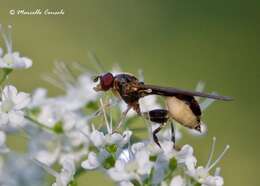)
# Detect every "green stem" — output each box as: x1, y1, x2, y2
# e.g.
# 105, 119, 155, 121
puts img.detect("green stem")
74, 166, 85, 179
24, 115, 53, 132
0, 68, 13, 85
